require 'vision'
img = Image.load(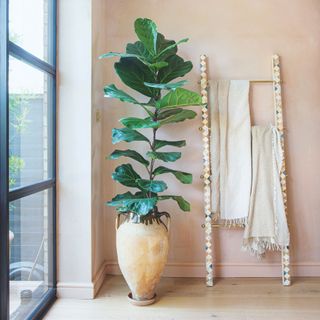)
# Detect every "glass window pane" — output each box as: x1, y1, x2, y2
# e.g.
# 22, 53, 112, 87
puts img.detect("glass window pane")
9, 56, 53, 189
9, 189, 54, 318
9, 0, 52, 63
